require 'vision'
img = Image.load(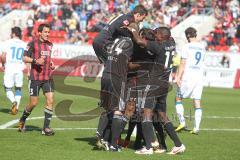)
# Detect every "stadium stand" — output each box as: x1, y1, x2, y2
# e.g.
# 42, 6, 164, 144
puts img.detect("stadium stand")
203, 0, 240, 52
